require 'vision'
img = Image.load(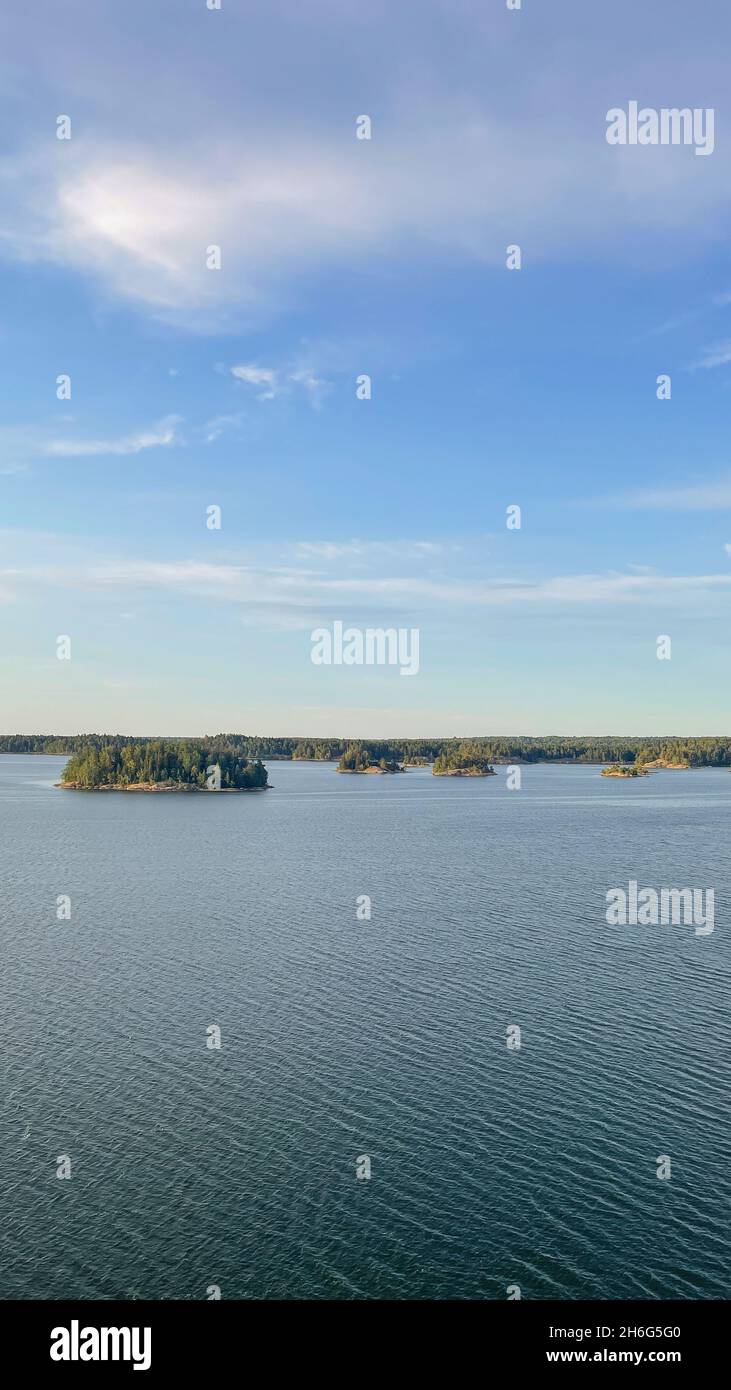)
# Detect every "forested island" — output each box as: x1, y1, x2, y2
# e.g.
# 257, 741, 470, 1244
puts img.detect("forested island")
59, 740, 268, 791
337, 744, 403, 774
433, 743, 497, 776
601, 765, 651, 778
3, 733, 731, 769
